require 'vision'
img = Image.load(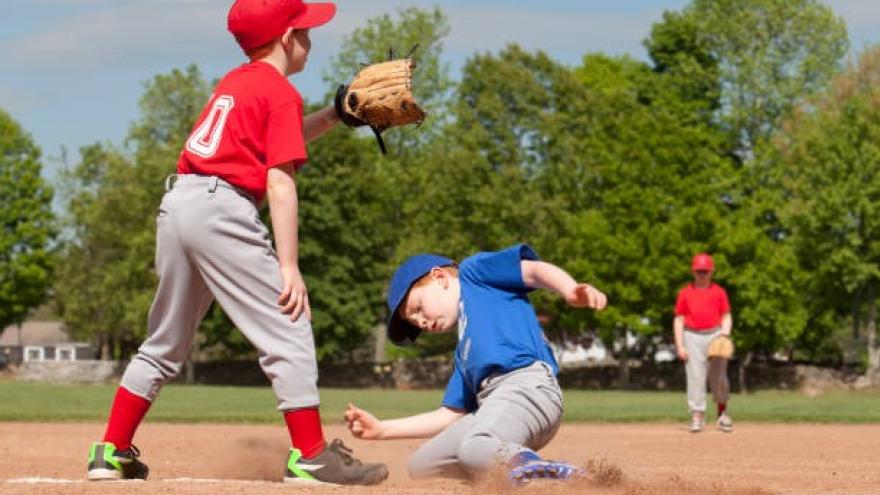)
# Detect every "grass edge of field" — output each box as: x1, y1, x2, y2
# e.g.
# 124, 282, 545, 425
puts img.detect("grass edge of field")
2, 380, 880, 424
